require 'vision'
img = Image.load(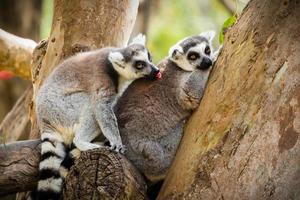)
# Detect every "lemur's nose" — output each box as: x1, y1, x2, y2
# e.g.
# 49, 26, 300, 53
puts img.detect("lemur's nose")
149, 65, 162, 80
199, 57, 212, 70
